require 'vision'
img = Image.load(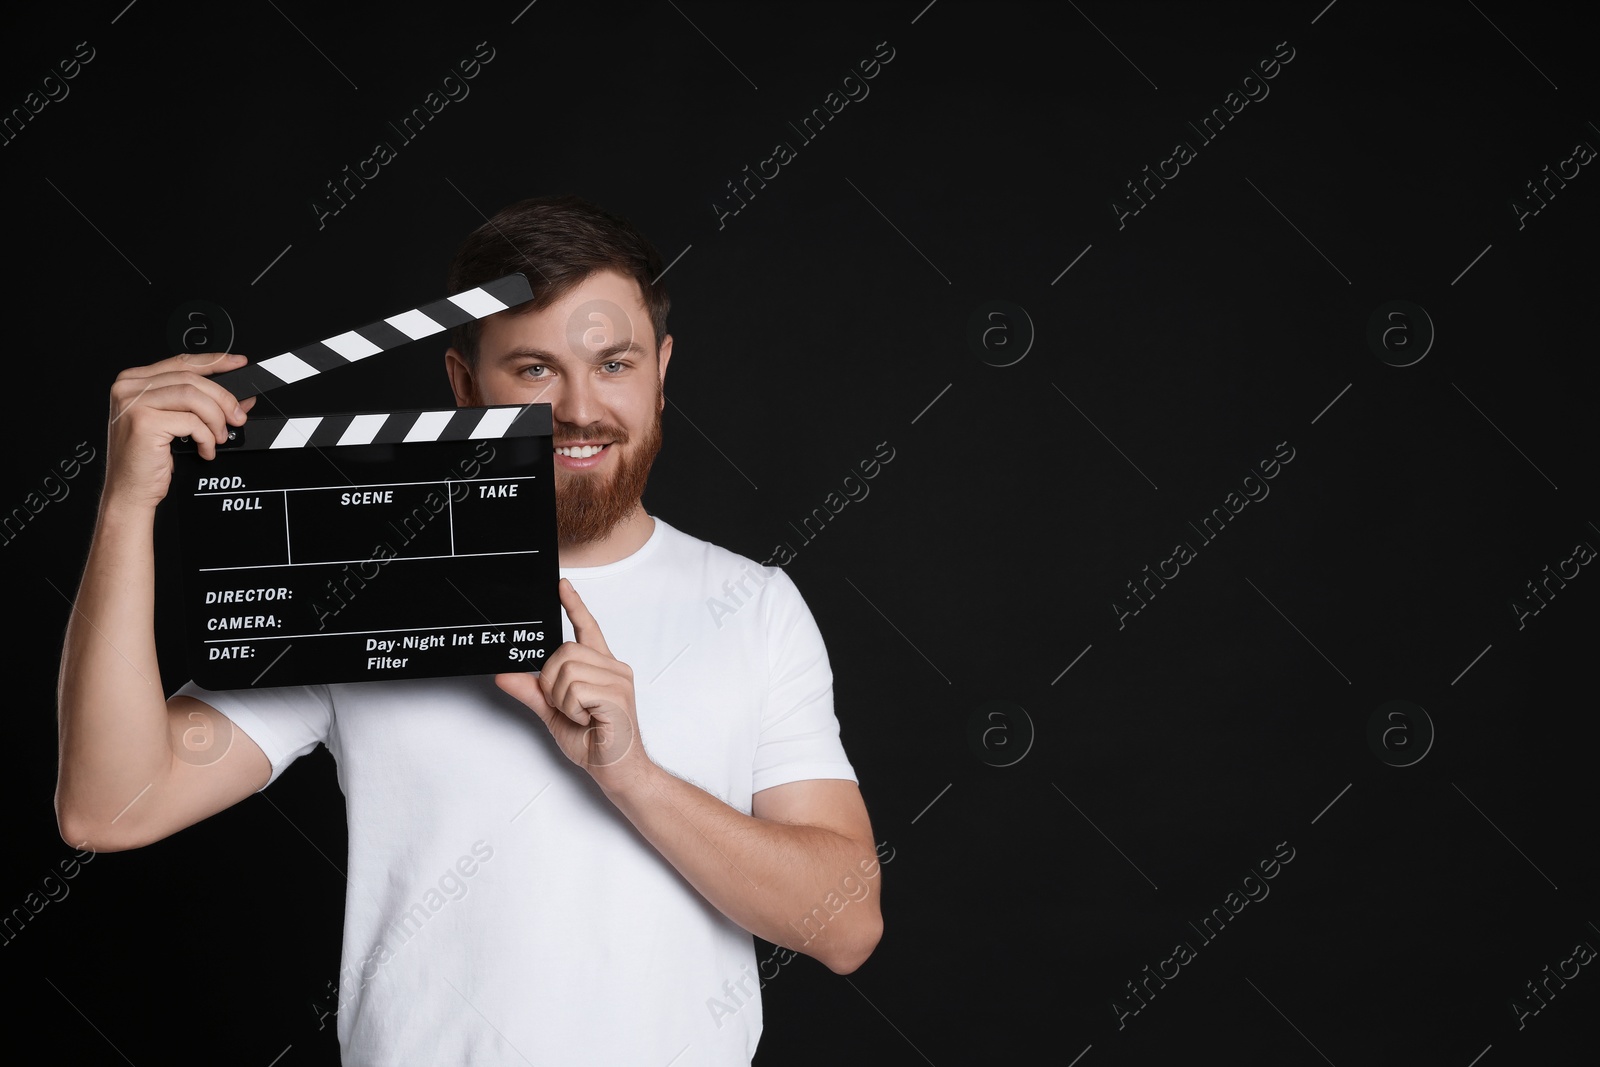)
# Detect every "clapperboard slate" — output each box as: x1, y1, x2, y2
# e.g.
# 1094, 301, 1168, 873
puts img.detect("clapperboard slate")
167, 273, 563, 689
